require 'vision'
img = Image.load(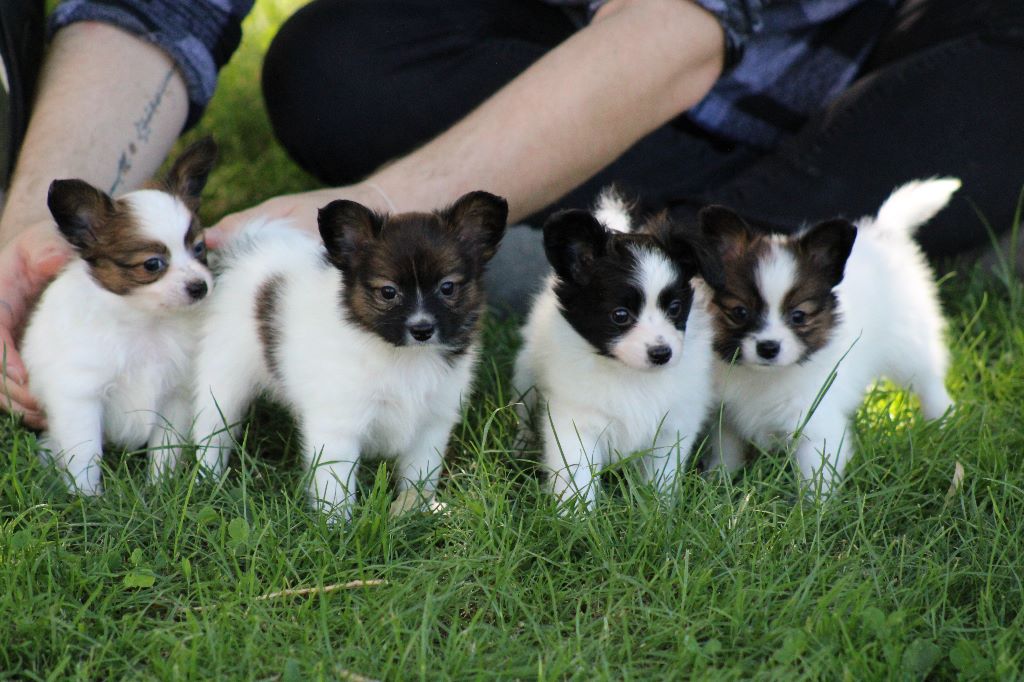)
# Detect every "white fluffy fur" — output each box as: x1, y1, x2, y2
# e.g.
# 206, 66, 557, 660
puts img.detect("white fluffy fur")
709, 178, 958, 492
192, 223, 478, 522
515, 276, 715, 508
515, 195, 715, 507
23, 190, 212, 494
594, 187, 633, 235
